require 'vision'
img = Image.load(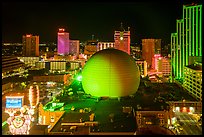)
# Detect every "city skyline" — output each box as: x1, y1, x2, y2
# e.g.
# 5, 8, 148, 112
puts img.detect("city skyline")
2, 0, 201, 44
